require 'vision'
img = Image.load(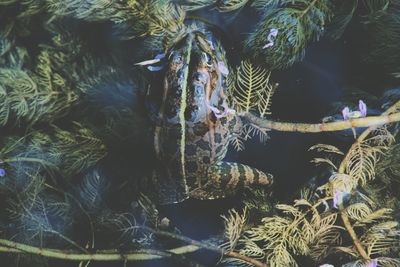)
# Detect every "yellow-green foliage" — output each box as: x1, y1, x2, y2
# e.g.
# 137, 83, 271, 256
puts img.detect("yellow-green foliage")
1, 123, 107, 177
229, 60, 276, 117
246, 0, 333, 69
126, 0, 185, 37
0, 66, 78, 127
313, 128, 394, 194
179, 0, 250, 12
47, 0, 185, 41
221, 208, 248, 251
217, 0, 250, 12
223, 198, 340, 267
223, 126, 400, 266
